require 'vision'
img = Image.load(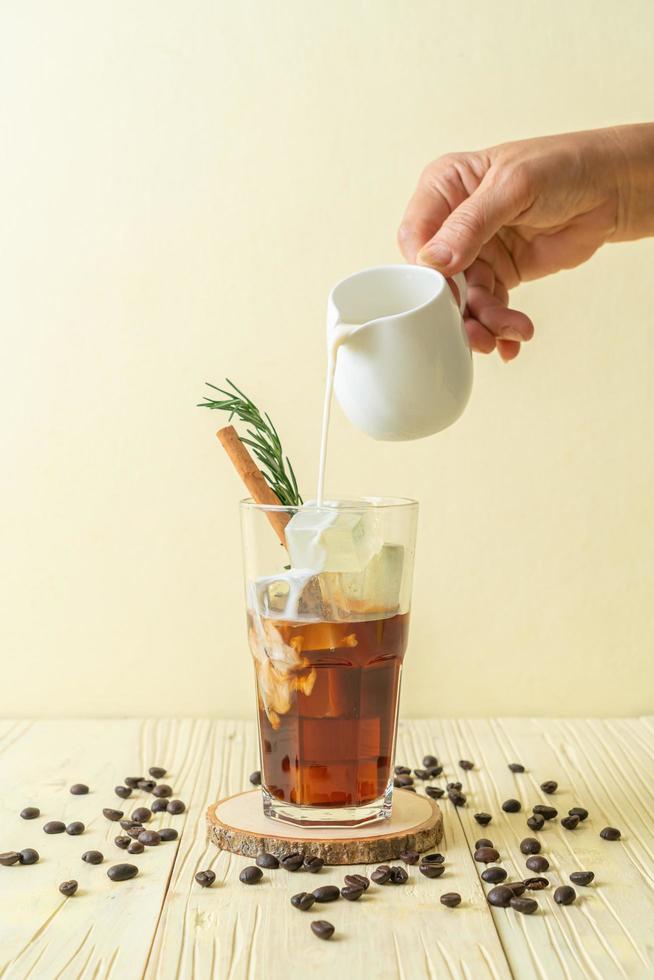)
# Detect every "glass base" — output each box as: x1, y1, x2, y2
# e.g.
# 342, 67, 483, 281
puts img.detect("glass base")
261, 782, 393, 828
